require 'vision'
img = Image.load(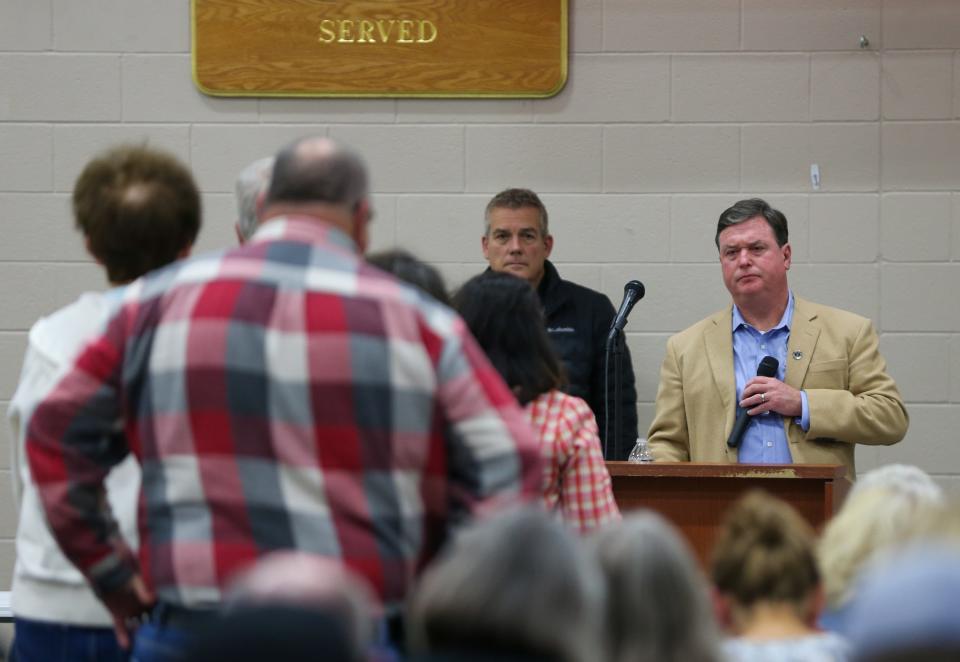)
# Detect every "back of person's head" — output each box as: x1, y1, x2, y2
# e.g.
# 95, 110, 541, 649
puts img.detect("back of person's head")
73, 143, 200, 283
409, 507, 605, 662
819, 464, 946, 610
453, 271, 563, 405
711, 490, 819, 614
234, 155, 274, 242
265, 136, 368, 212
366, 249, 450, 305
846, 543, 960, 662
590, 512, 722, 662
225, 550, 375, 656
